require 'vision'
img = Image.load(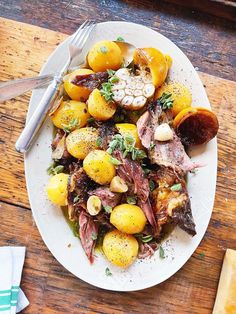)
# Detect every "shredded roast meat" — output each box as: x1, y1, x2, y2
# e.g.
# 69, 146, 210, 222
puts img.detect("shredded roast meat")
98, 120, 118, 150
88, 187, 121, 208
79, 211, 98, 263
137, 106, 199, 174
71, 71, 109, 91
